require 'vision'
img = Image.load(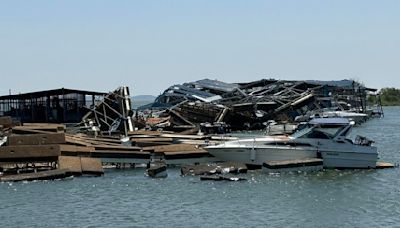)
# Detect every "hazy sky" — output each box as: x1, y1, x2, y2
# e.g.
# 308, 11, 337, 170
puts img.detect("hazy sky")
1, 1, 399, 96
